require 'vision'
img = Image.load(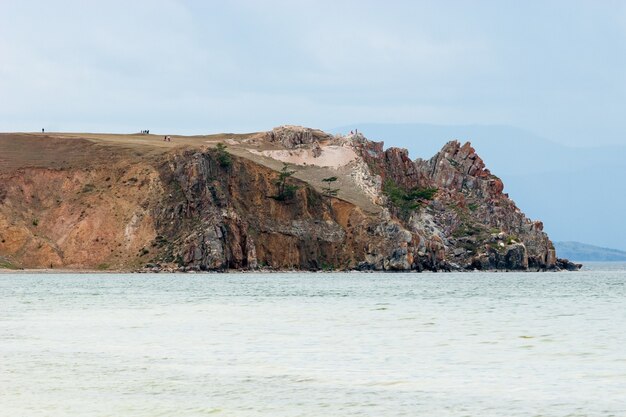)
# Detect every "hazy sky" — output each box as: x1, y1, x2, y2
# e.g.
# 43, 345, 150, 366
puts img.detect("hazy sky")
1, 0, 626, 146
